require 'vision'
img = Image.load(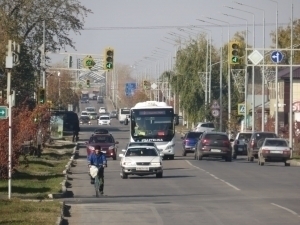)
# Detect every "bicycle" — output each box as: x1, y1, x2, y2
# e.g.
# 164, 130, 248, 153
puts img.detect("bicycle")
90, 165, 105, 197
